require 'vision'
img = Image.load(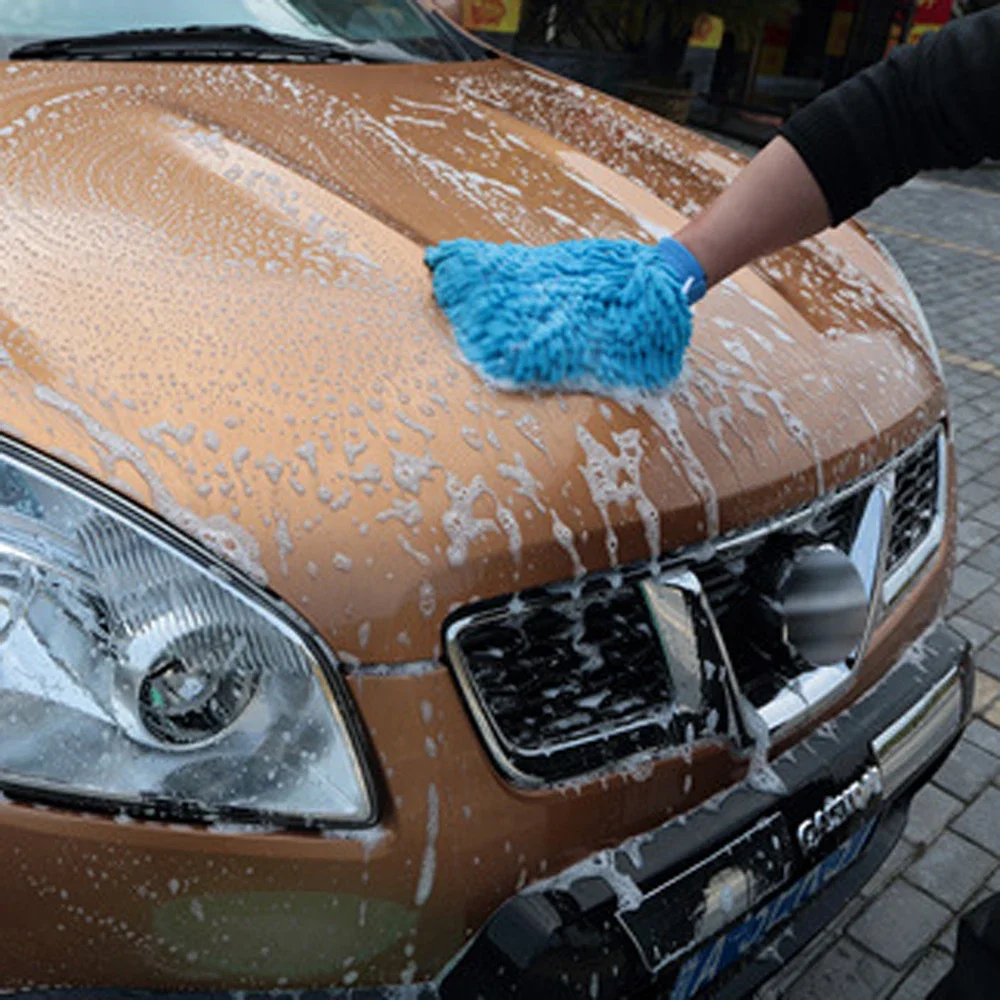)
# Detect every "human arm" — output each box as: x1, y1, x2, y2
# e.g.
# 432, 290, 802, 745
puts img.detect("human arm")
673, 136, 830, 289
671, 7, 1000, 292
